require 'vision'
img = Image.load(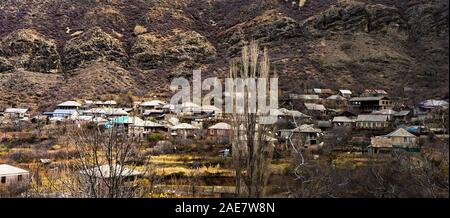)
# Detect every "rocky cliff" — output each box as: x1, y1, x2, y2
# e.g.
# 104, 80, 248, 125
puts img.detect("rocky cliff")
0, 0, 448, 110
